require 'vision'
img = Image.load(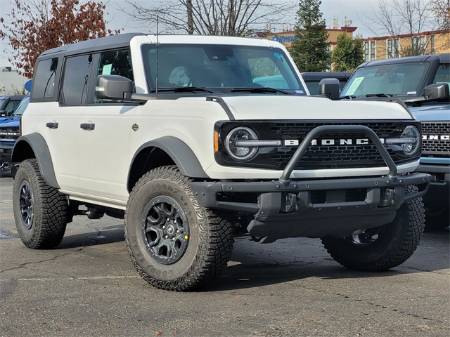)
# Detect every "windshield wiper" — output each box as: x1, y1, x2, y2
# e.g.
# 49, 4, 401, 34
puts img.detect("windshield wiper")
340, 95, 356, 100
231, 87, 291, 95
153, 87, 214, 93
365, 93, 393, 98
